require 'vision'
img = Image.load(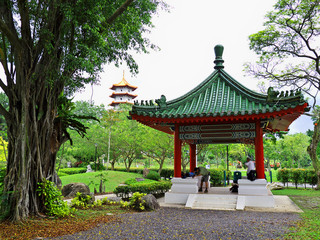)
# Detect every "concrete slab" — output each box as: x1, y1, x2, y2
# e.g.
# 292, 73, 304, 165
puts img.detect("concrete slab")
159, 187, 303, 213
